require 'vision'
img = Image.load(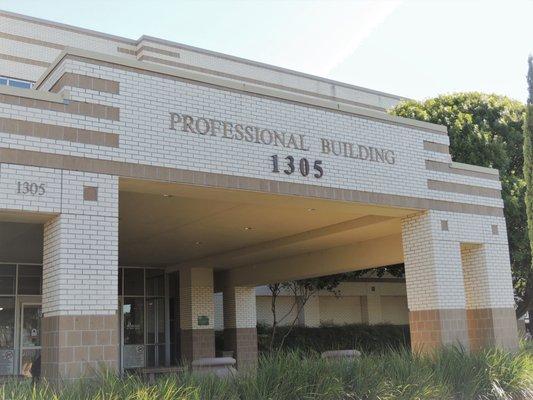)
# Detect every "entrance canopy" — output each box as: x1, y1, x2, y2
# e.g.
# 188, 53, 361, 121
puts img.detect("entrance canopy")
119, 178, 411, 287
